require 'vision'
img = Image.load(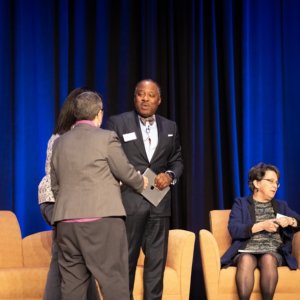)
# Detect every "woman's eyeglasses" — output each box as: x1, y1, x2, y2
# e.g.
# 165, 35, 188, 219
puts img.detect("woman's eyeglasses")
261, 178, 280, 188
